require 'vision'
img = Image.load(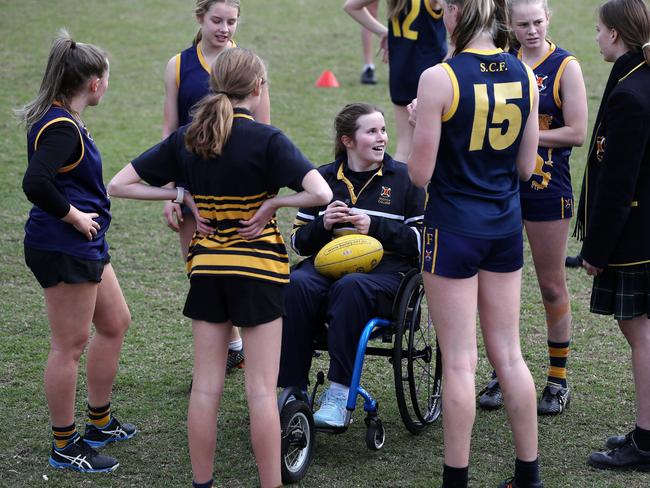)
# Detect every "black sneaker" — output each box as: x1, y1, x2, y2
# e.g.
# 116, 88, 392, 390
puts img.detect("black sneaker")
498, 478, 544, 488
49, 436, 119, 473
360, 66, 377, 85
478, 378, 503, 410
588, 434, 650, 471
226, 348, 245, 372
83, 416, 137, 448
605, 431, 631, 450
537, 384, 570, 415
